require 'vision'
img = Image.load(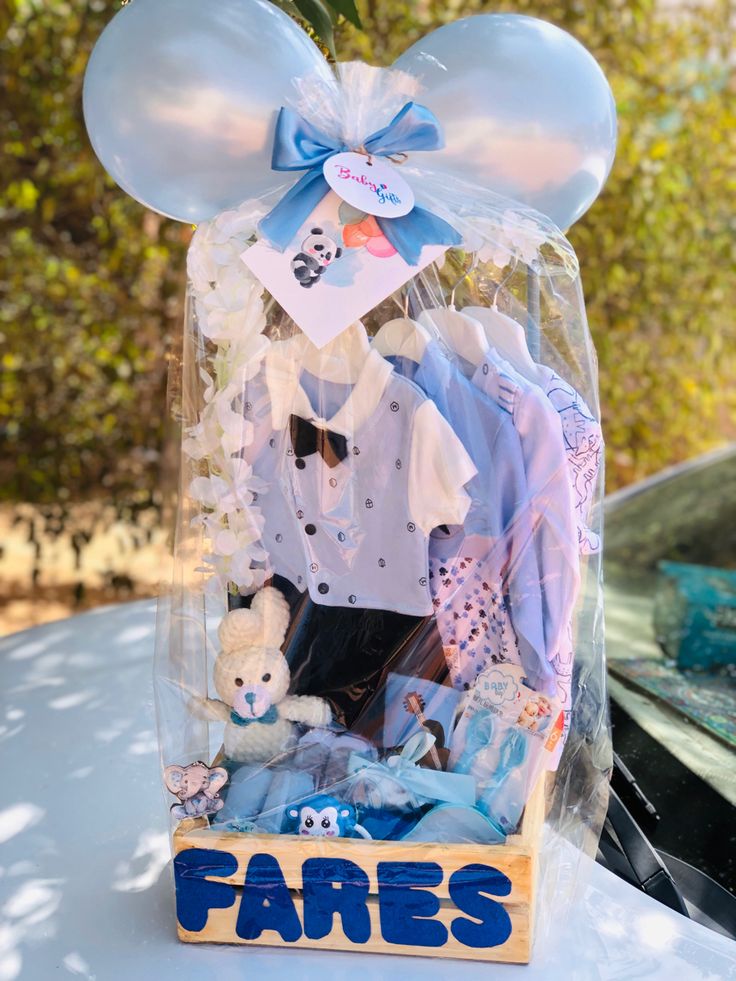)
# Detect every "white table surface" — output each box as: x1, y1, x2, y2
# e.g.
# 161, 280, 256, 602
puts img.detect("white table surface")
0, 600, 734, 981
